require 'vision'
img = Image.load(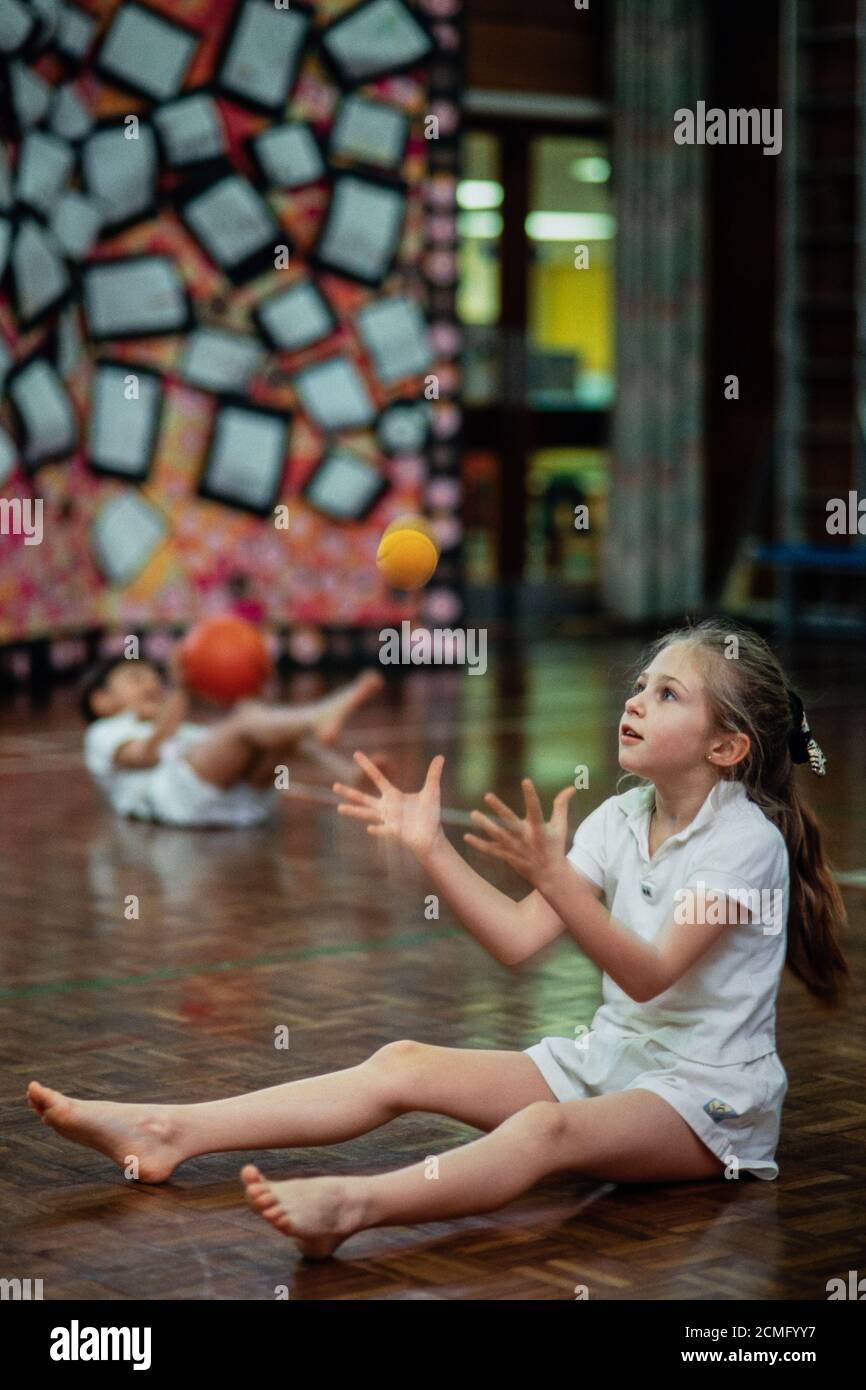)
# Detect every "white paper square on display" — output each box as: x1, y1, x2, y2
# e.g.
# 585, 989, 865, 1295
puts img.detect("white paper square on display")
253, 124, 324, 189
15, 132, 76, 217
305, 449, 384, 521
50, 85, 94, 142
0, 0, 35, 54
377, 399, 430, 454
98, 3, 199, 101
56, 3, 97, 60
219, 1, 309, 109
182, 177, 276, 270
9, 359, 77, 465
83, 257, 188, 338
153, 94, 226, 166
257, 282, 333, 352
293, 357, 376, 431
331, 96, 408, 170
202, 405, 288, 512
91, 492, 169, 585
82, 123, 158, 228
180, 328, 266, 392
11, 220, 70, 324
357, 296, 433, 385
50, 191, 102, 260
316, 175, 405, 284
10, 62, 52, 127
88, 363, 162, 478
321, 0, 432, 84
